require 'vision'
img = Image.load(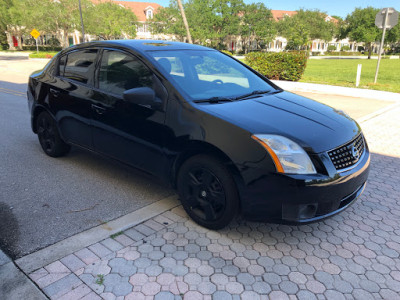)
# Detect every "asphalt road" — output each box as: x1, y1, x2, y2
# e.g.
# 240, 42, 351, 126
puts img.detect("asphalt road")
0, 57, 394, 261
0, 69, 173, 259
